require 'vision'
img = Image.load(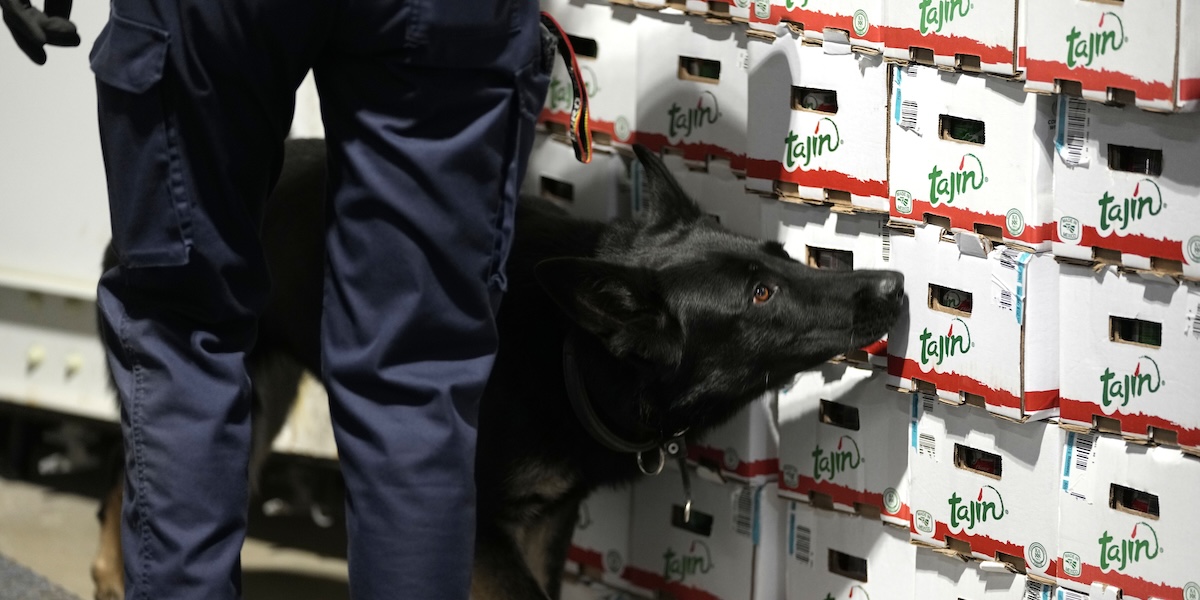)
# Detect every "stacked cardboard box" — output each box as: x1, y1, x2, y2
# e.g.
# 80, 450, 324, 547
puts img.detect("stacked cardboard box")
531, 1, 1200, 599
